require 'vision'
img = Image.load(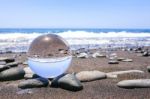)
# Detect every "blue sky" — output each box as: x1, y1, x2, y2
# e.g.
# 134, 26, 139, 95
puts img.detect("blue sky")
0, 0, 150, 28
